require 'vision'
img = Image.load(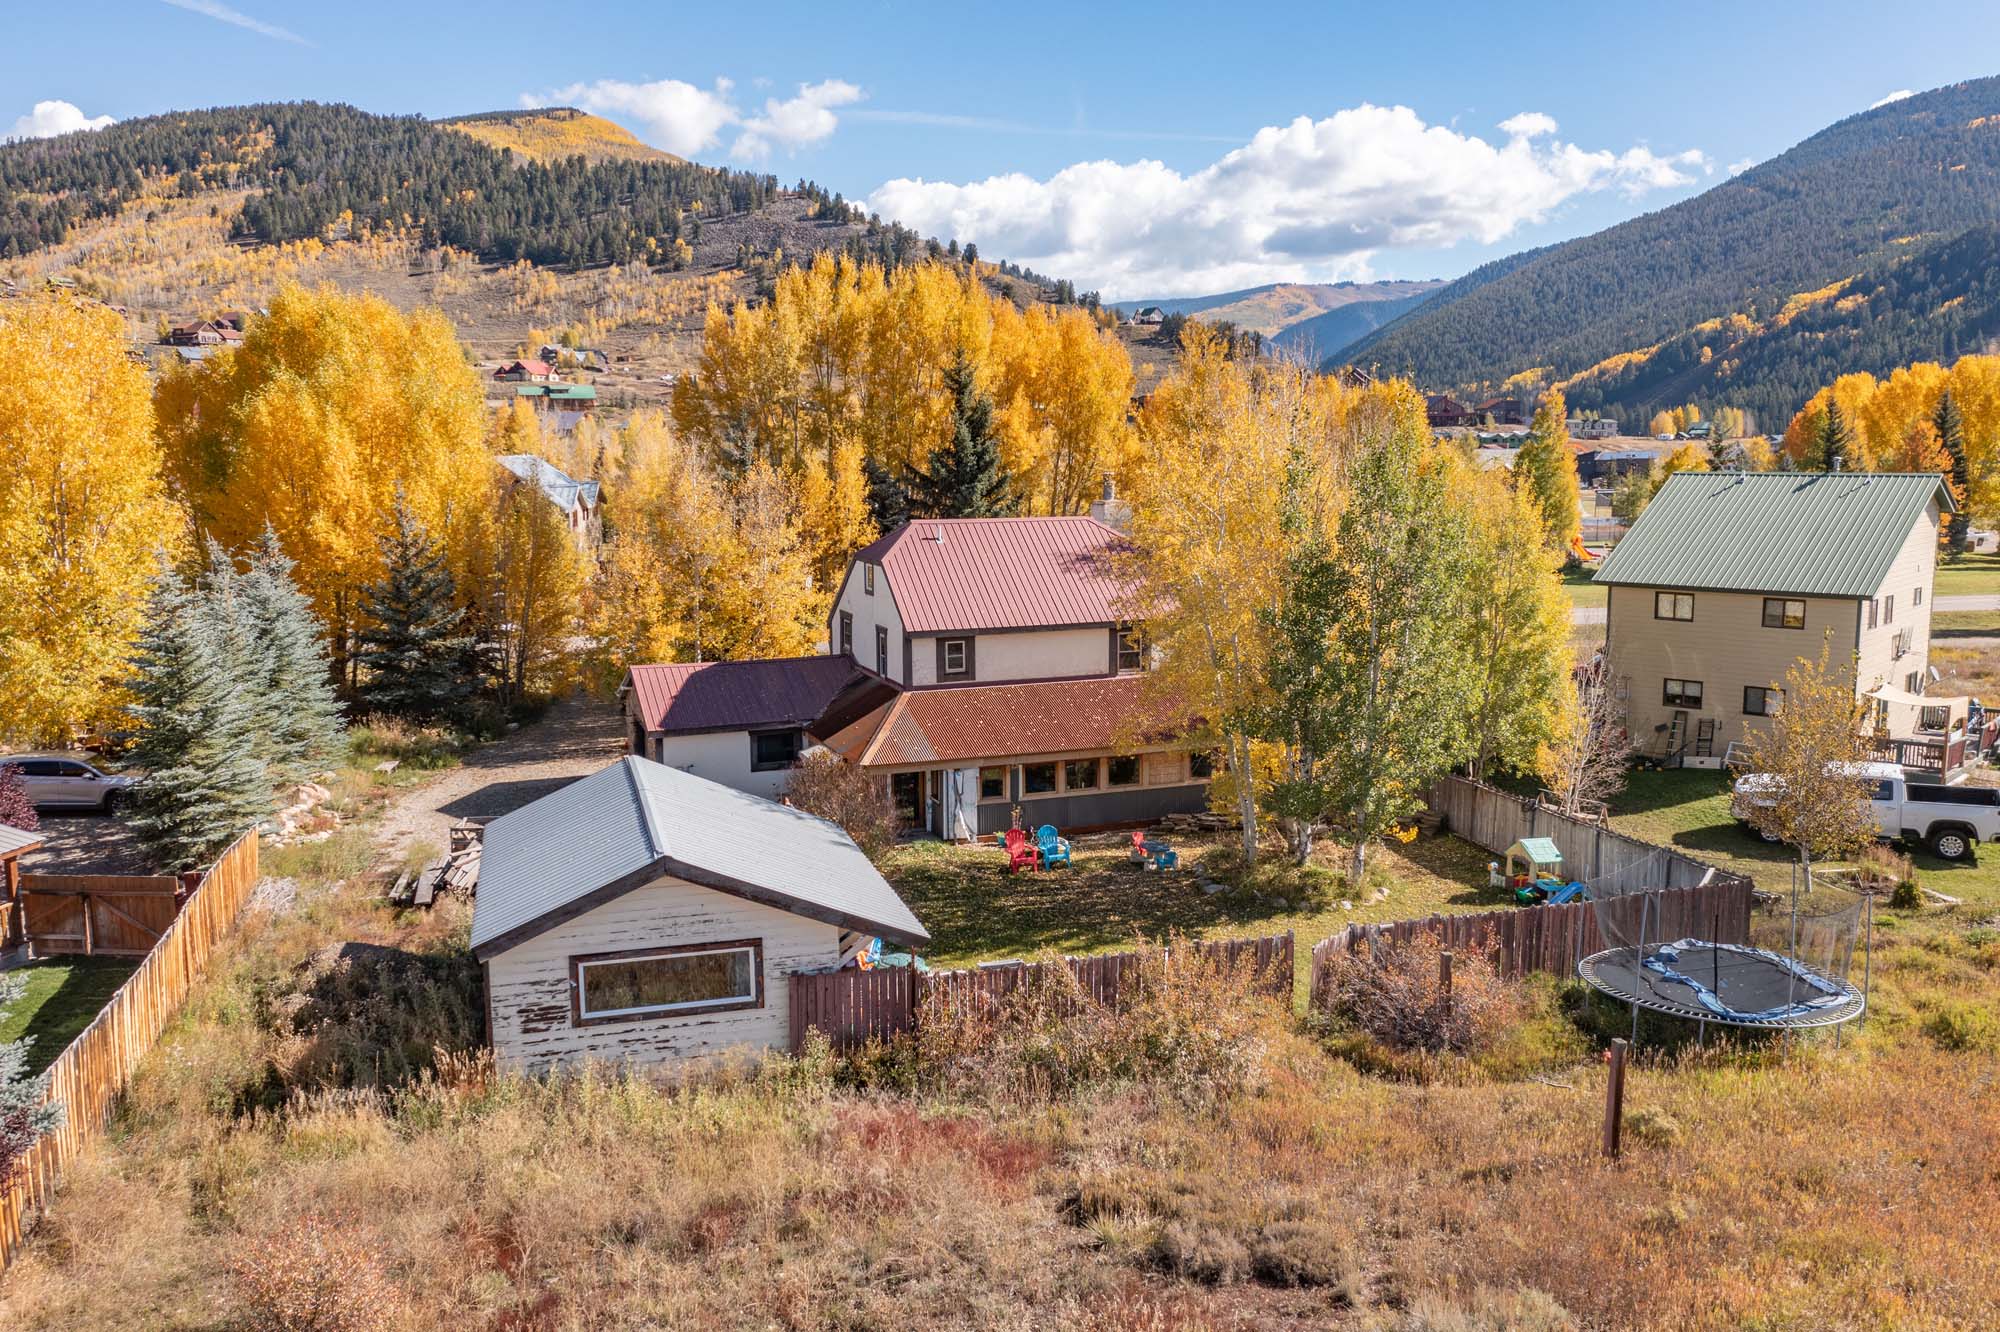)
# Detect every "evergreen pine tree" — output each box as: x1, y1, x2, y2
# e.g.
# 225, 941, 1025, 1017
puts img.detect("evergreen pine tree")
124, 569, 275, 869
1, 971, 62, 1186
908, 350, 1017, 518
1817, 399, 1853, 471
1935, 391, 1971, 556
354, 500, 476, 721
243, 529, 347, 781
861, 455, 912, 533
